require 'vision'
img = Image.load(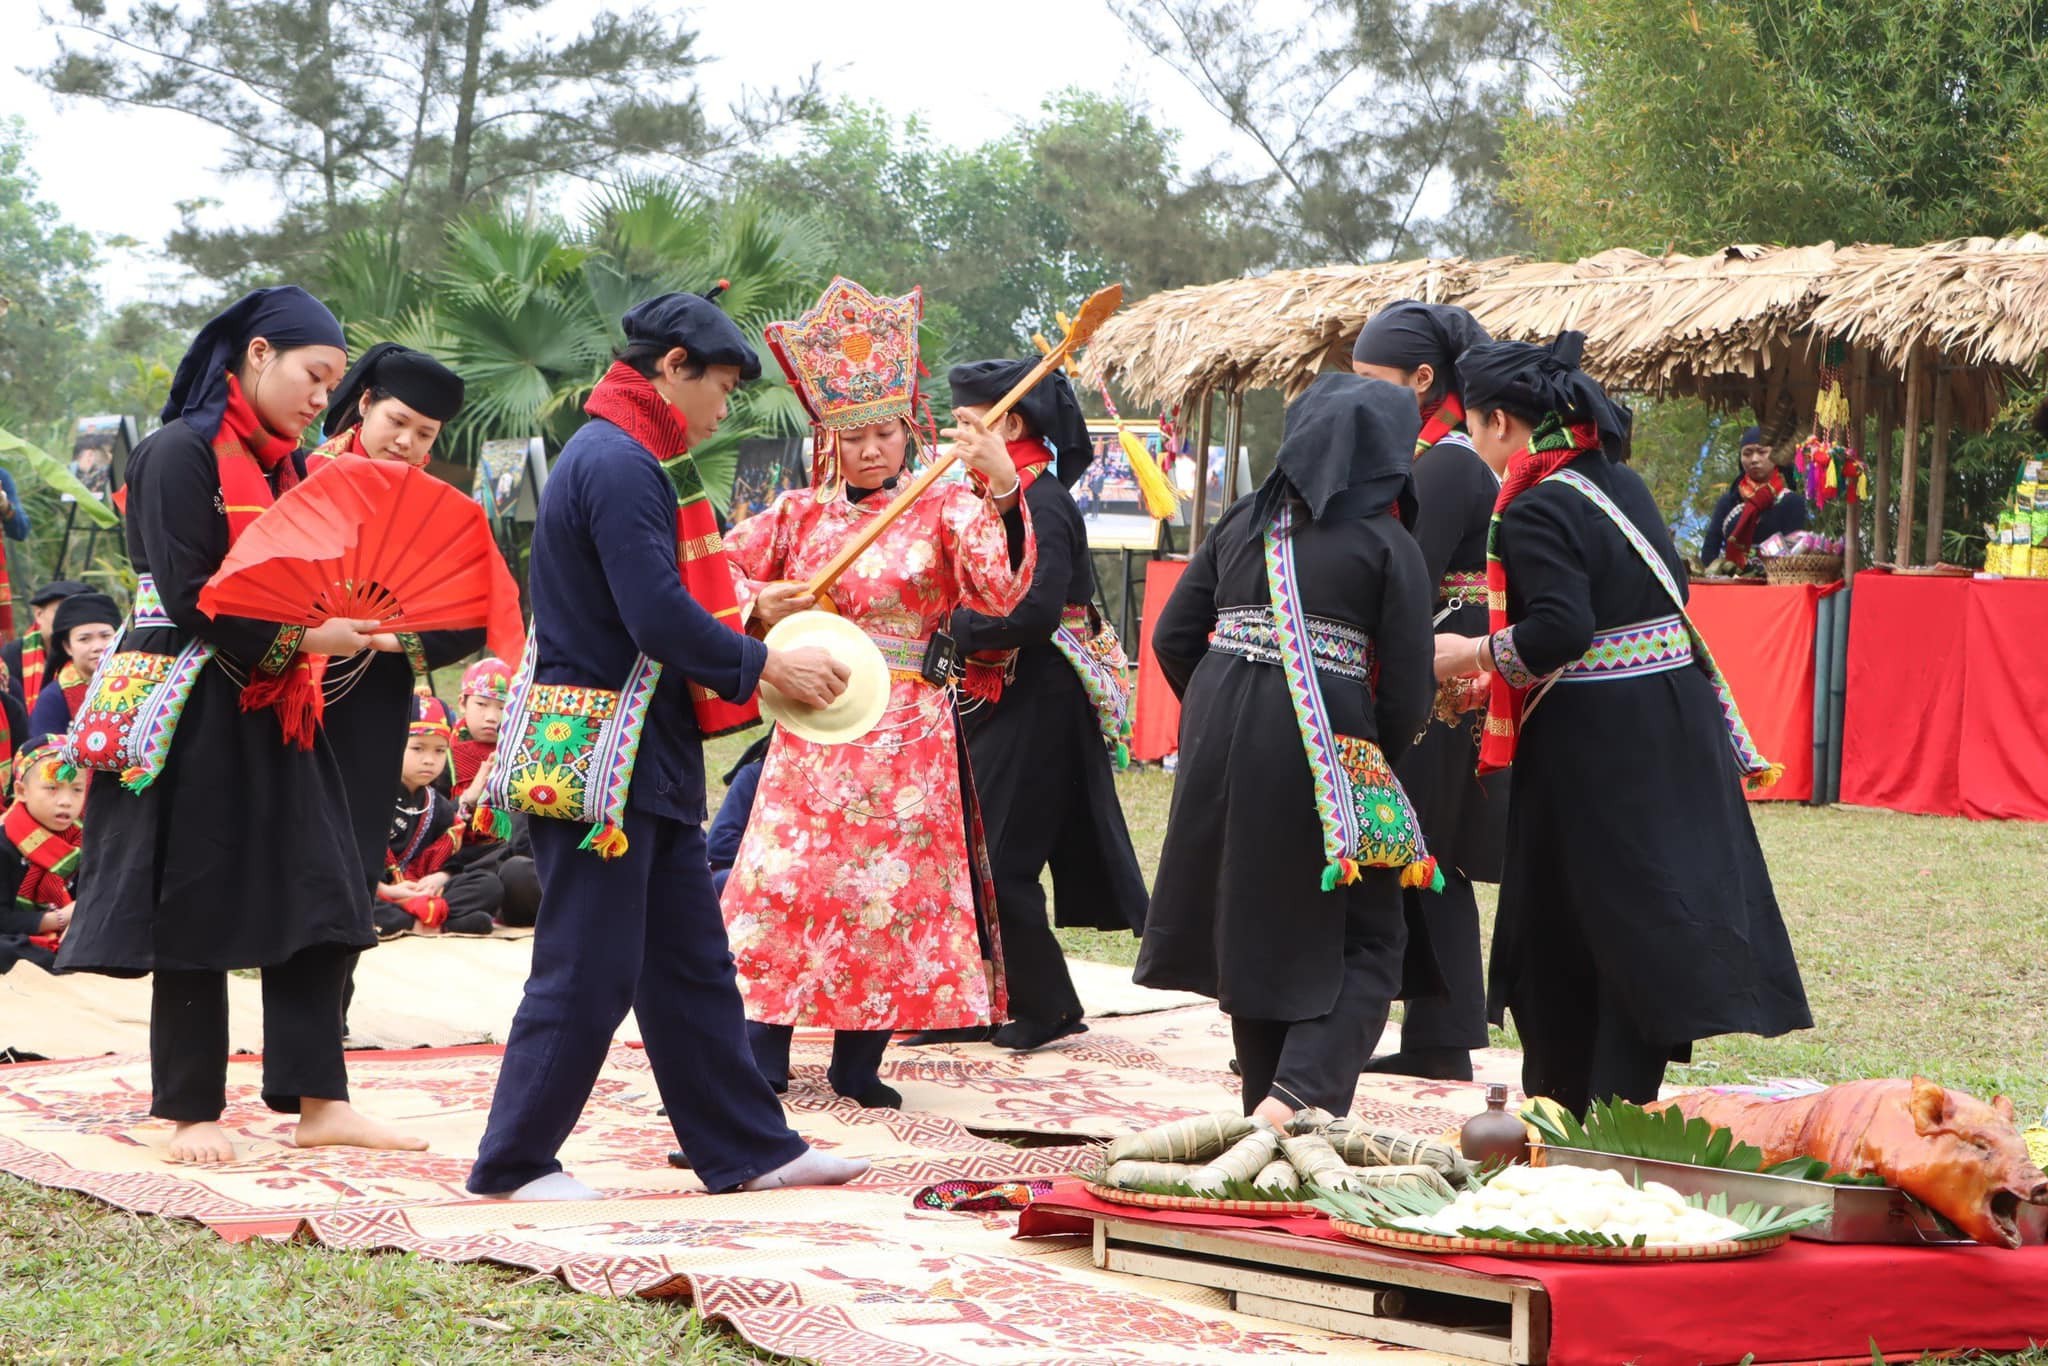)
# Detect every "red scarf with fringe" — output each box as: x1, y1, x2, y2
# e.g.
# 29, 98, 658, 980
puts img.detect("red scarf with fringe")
18, 631, 46, 710
1476, 416, 1603, 777
1415, 392, 1467, 458
9, 800, 79, 953
1723, 468, 1786, 568
583, 362, 760, 739
215, 374, 325, 748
